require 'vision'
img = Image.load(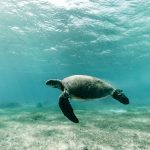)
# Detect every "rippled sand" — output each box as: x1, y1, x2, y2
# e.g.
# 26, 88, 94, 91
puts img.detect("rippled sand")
0, 106, 150, 150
